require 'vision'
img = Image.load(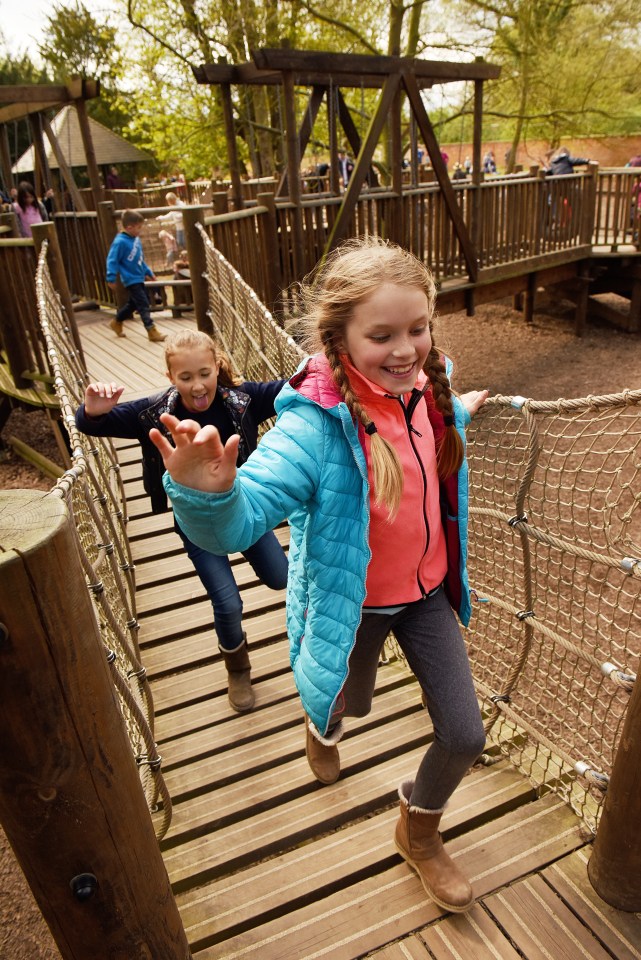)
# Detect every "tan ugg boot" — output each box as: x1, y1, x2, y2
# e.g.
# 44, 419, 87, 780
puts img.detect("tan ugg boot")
147, 324, 167, 342
394, 780, 474, 913
220, 636, 254, 712
109, 318, 126, 337
305, 716, 343, 785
